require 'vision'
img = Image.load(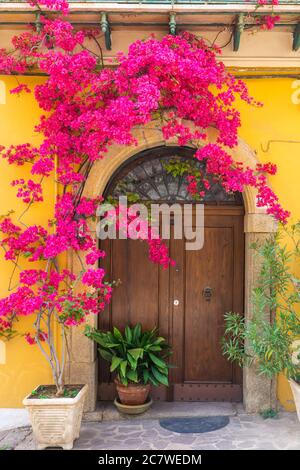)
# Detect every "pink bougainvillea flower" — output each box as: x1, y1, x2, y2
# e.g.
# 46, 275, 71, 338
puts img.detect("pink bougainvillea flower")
29, 0, 69, 14
25, 333, 36, 345
0, 0, 289, 393
10, 83, 31, 95
82, 268, 106, 288
85, 249, 105, 265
